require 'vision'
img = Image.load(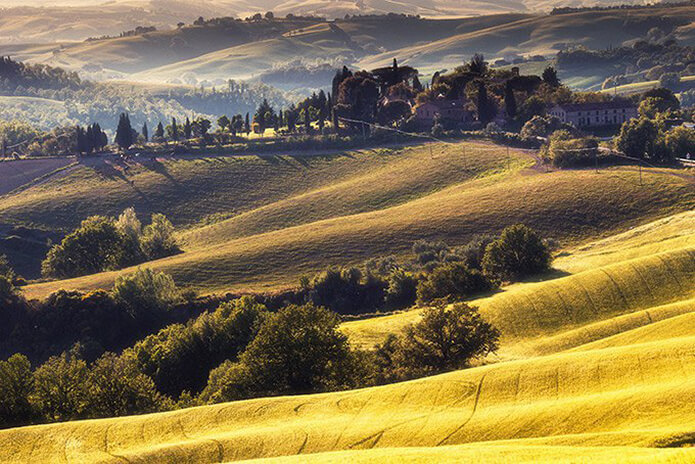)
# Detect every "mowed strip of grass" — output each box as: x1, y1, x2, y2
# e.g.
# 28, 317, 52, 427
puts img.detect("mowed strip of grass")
4, 335, 695, 463
22, 166, 695, 300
